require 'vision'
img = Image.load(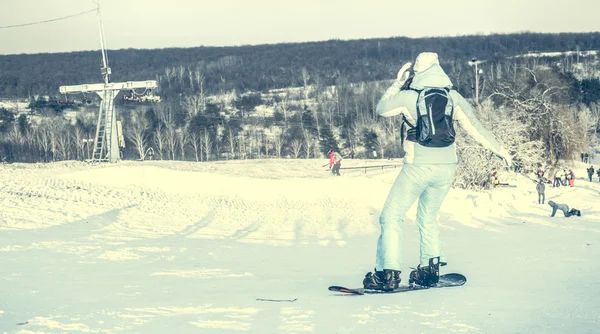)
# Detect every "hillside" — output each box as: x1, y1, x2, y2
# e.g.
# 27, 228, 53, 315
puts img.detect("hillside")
0, 158, 599, 332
